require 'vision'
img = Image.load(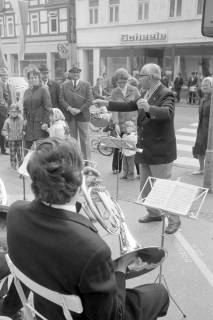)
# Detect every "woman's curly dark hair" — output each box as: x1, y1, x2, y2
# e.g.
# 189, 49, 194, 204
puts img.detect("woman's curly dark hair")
26, 66, 41, 80
27, 137, 83, 205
